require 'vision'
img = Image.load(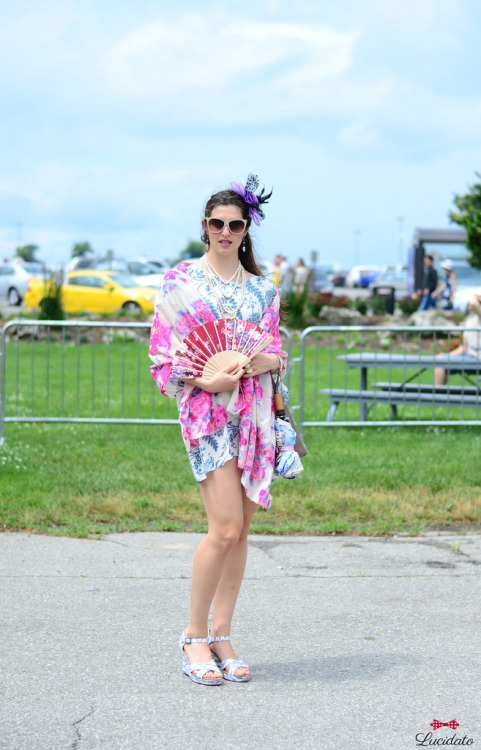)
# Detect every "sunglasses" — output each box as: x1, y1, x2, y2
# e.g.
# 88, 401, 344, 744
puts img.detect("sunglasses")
204, 217, 248, 235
